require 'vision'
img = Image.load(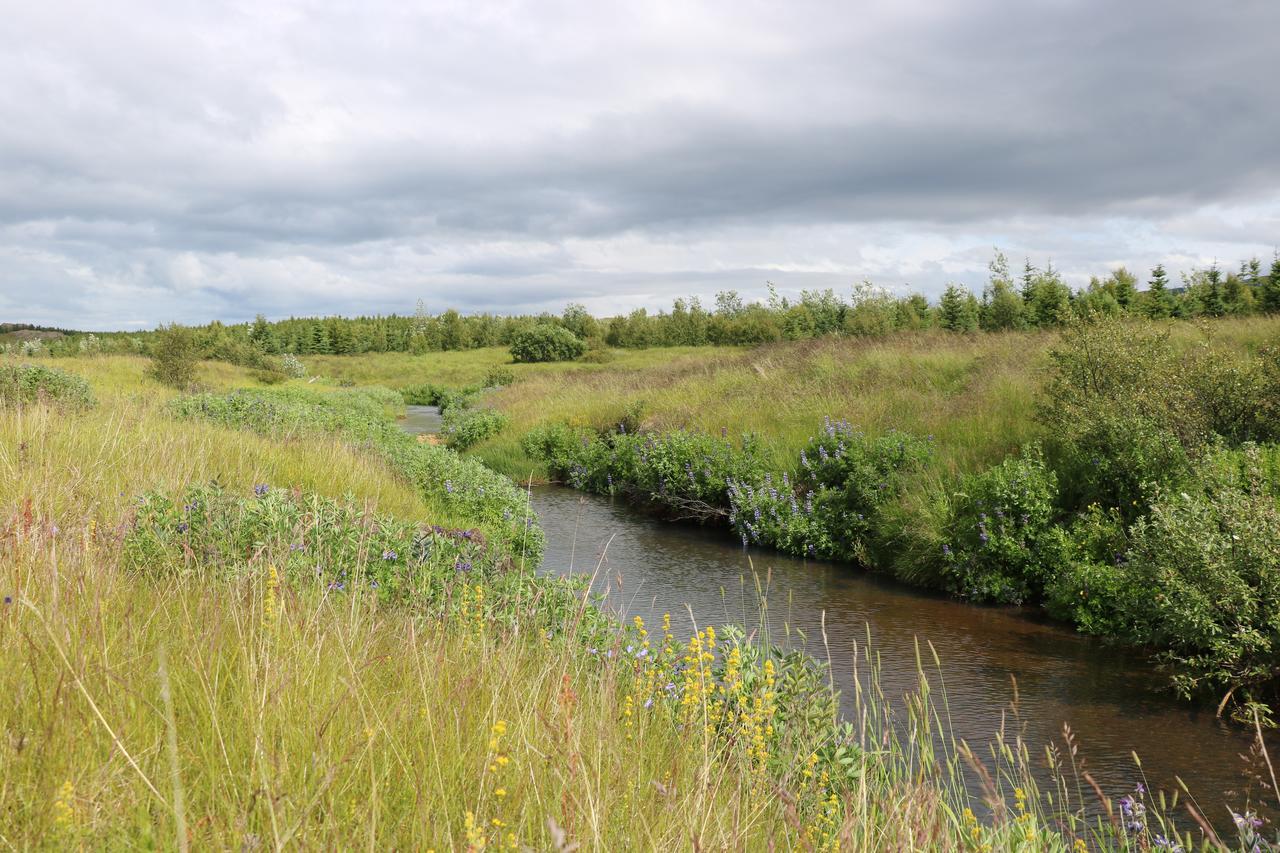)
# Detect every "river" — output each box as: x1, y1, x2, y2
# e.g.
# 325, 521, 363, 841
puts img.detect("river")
404, 405, 1276, 828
